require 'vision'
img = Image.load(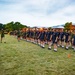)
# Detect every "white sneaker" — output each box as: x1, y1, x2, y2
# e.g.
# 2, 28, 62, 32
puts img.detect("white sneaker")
54, 49, 57, 52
